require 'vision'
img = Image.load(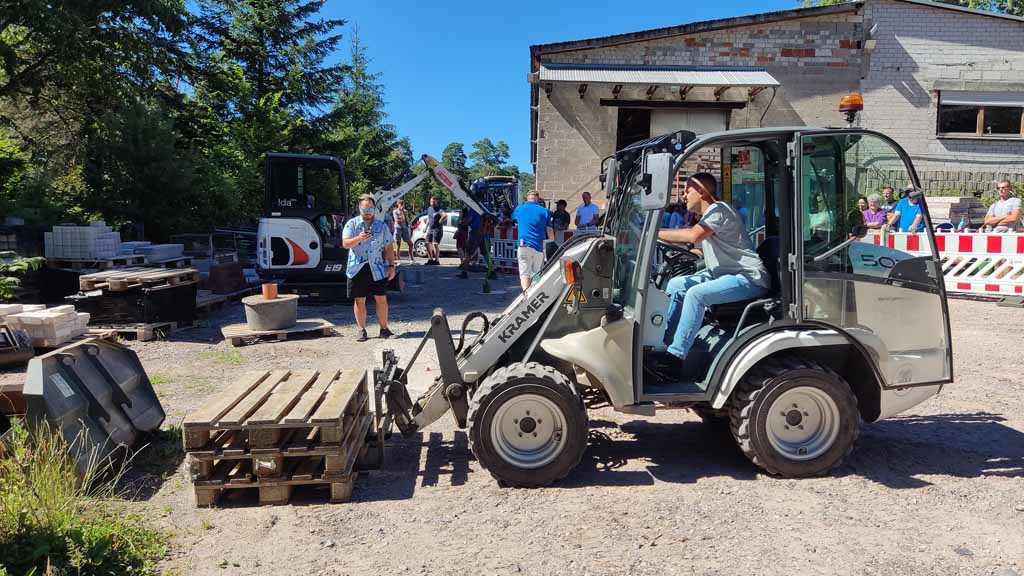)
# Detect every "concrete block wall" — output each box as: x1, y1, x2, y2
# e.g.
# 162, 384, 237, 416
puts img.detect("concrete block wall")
861, 0, 1024, 186
535, 0, 1024, 211
535, 11, 865, 209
